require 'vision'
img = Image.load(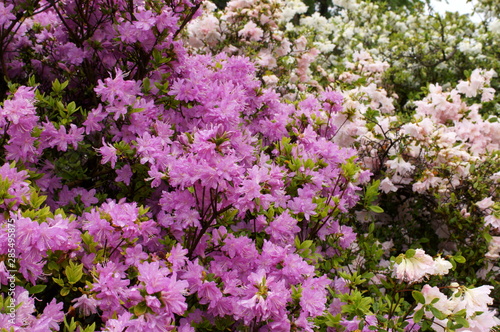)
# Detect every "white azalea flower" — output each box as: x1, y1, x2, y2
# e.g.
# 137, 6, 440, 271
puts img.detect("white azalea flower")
476, 196, 494, 210
433, 256, 453, 276
452, 285, 494, 317
394, 249, 435, 283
